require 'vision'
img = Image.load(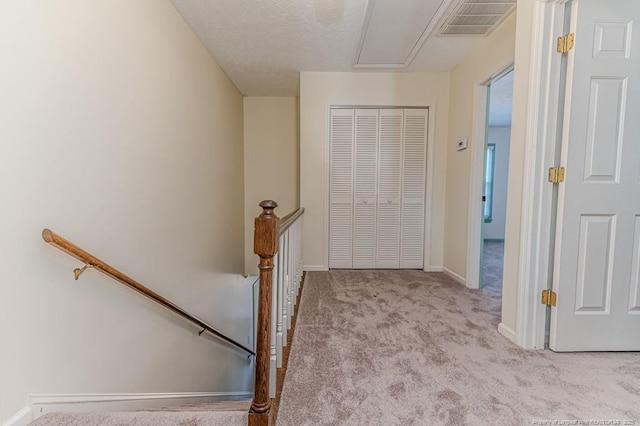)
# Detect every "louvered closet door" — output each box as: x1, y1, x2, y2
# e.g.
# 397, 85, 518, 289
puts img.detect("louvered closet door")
329, 109, 354, 268
353, 109, 379, 268
400, 109, 428, 268
376, 109, 403, 268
